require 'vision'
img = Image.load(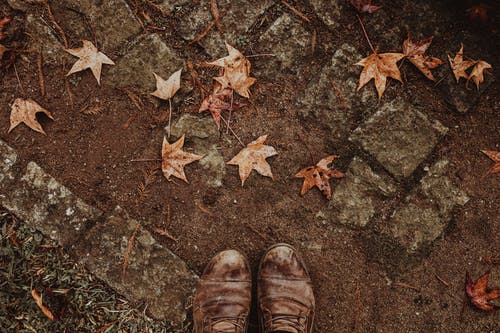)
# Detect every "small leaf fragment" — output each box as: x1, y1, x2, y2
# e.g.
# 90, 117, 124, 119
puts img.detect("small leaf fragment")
465, 271, 500, 312
402, 35, 443, 81
295, 155, 345, 200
